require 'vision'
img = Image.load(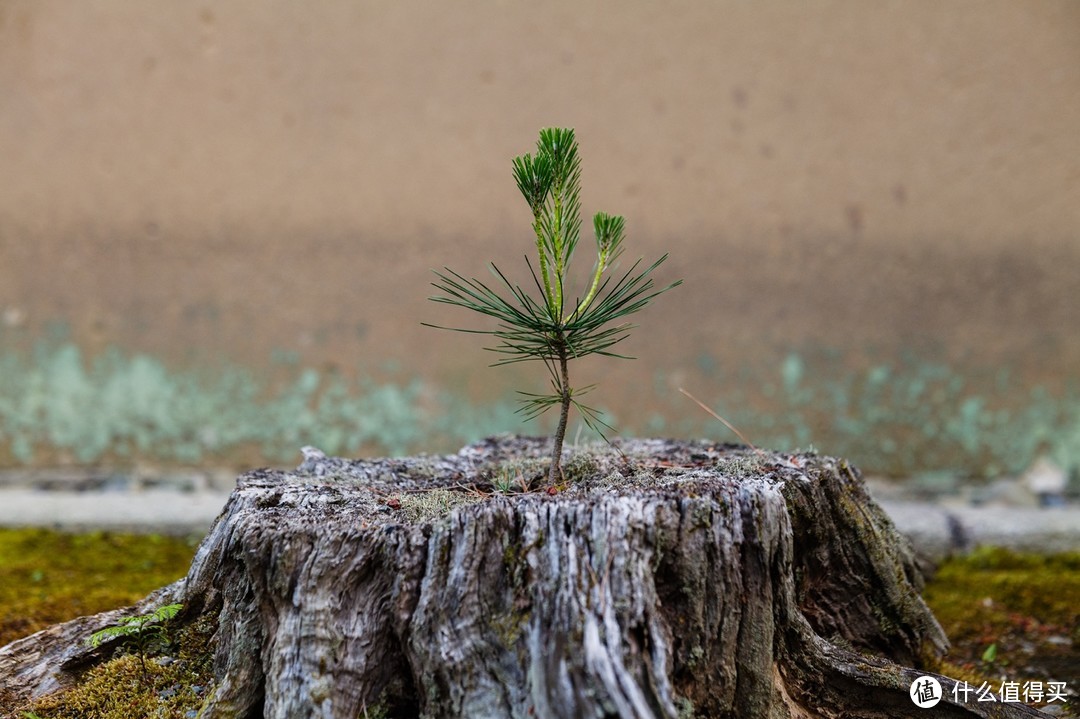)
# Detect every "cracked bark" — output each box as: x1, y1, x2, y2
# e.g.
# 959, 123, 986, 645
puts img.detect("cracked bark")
0, 437, 1050, 718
